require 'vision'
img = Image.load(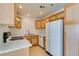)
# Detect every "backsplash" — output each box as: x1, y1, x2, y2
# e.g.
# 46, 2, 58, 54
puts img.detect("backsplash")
0, 25, 9, 43
9, 28, 25, 36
